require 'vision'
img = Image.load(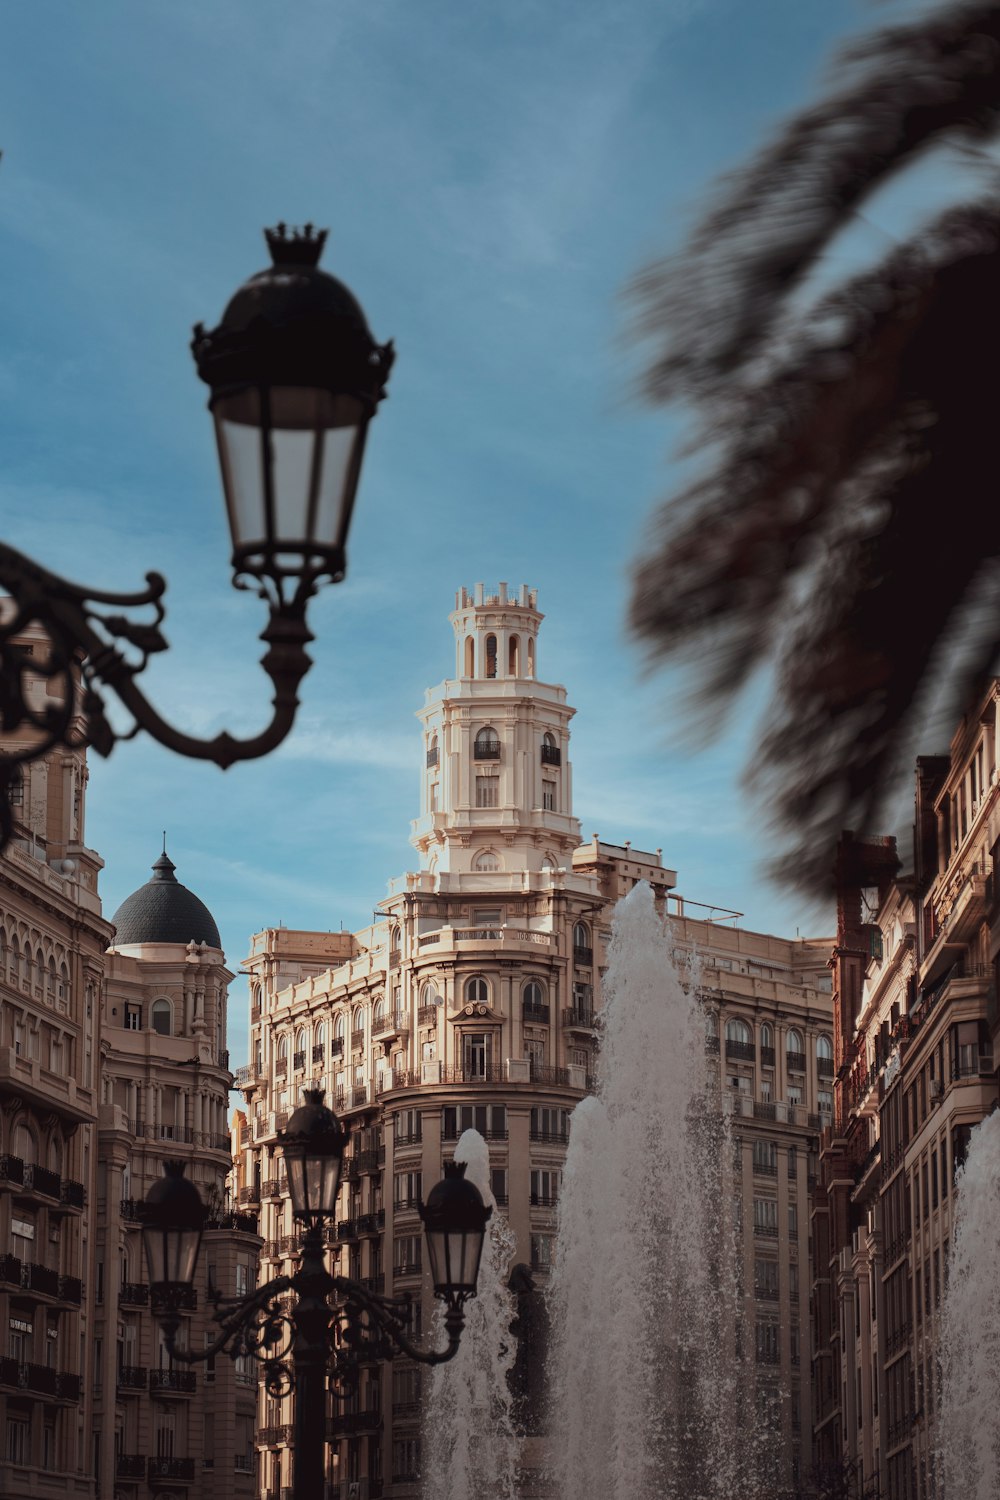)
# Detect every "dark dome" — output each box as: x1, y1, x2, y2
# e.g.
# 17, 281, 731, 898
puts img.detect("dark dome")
110, 851, 221, 950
